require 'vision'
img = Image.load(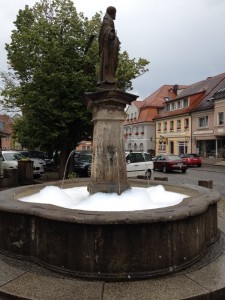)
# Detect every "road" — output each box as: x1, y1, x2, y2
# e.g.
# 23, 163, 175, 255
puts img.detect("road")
152, 165, 225, 196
